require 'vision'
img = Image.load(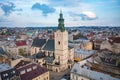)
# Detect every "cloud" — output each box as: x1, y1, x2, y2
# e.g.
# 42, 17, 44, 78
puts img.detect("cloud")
31, 3, 55, 16
0, 2, 22, 16
49, 0, 80, 7
69, 11, 98, 21
0, 2, 15, 16
80, 11, 98, 20
0, 17, 9, 22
